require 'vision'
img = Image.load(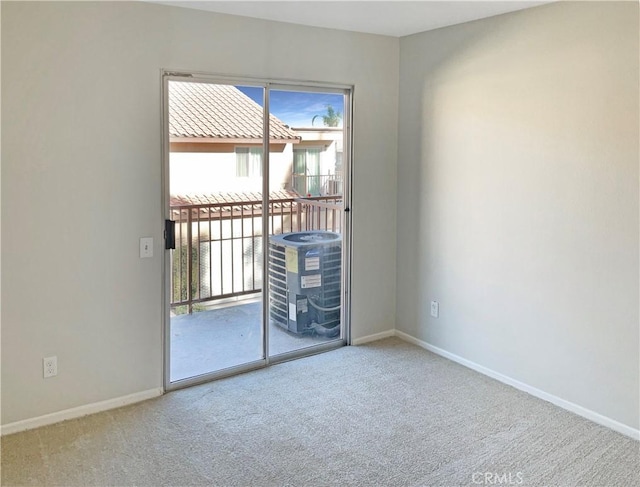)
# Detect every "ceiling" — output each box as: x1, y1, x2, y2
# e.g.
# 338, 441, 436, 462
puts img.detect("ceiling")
149, 1, 552, 38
